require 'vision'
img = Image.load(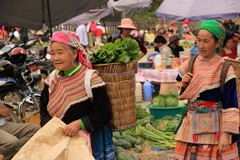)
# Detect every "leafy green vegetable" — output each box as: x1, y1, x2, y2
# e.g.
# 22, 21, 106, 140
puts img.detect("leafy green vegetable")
136, 104, 149, 120
152, 95, 166, 107
89, 37, 141, 64
165, 96, 179, 107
